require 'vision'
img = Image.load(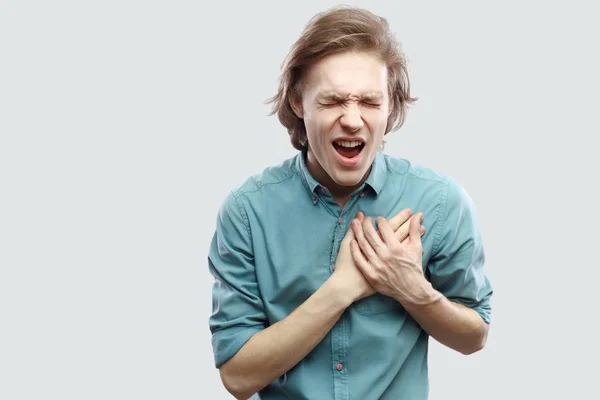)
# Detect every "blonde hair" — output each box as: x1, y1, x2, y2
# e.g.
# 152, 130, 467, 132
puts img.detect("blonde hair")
266, 6, 417, 152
